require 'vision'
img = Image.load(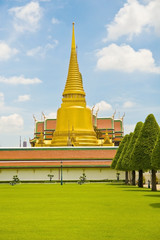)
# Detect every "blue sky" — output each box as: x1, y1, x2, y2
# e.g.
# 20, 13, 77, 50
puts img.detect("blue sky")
0, 0, 160, 147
